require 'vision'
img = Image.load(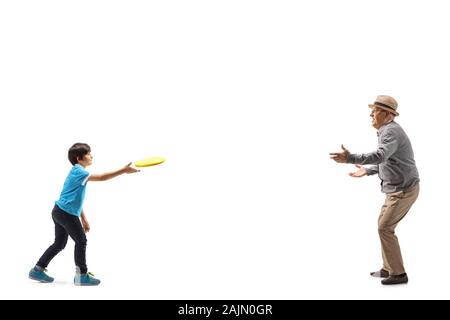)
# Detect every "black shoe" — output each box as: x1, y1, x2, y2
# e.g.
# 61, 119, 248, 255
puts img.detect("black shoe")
381, 273, 408, 285
370, 269, 389, 278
